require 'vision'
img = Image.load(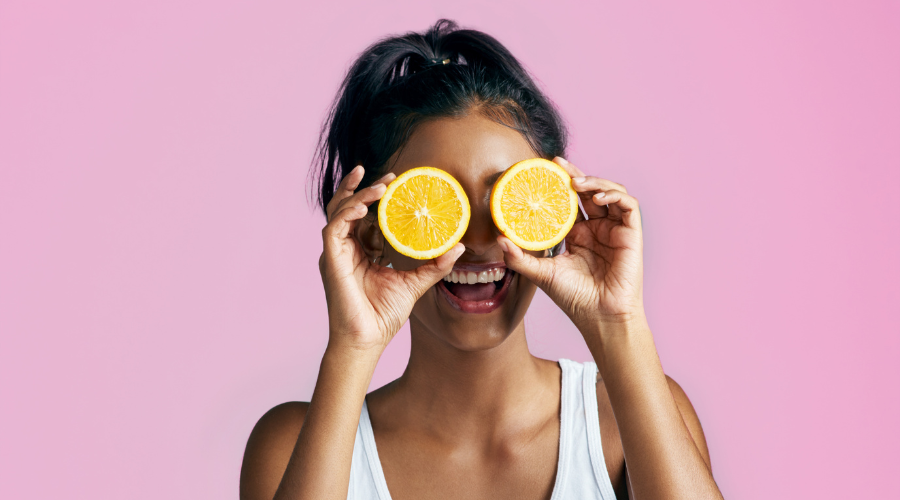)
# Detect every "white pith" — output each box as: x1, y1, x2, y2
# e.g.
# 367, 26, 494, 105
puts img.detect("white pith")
442, 268, 506, 284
